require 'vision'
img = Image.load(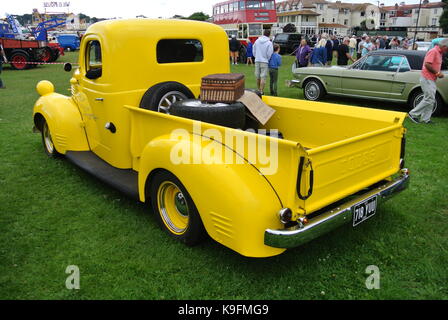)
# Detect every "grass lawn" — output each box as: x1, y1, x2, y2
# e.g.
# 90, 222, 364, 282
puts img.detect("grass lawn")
0, 52, 447, 300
